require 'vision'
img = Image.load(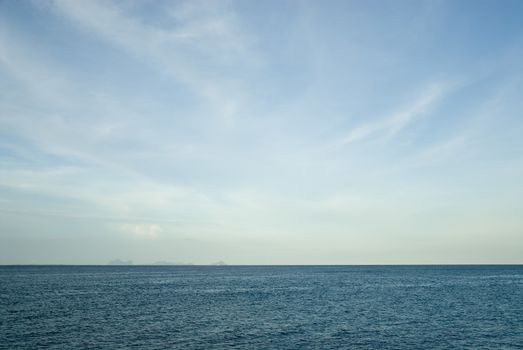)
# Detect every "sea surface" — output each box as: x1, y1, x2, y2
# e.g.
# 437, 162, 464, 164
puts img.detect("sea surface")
1, 265, 522, 349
